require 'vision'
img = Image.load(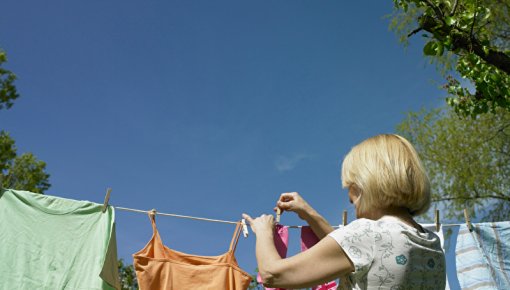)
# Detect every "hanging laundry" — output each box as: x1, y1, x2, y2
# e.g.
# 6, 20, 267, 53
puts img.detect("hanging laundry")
256, 226, 337, 290
133, 213, 252, 290
300, 226, 338, 290
456, 224, 494, 289
0, 189, 120, 289
456, 222, 510, 289
257, 224, 289, 290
